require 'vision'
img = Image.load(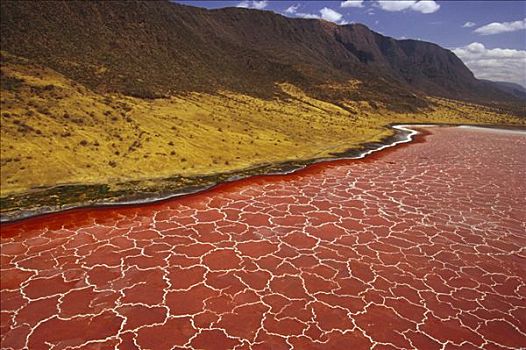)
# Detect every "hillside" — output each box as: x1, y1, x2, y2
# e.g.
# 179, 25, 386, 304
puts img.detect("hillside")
0, 1, 519, 105
483, 80, 526, 100
0, 1, 524, 219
